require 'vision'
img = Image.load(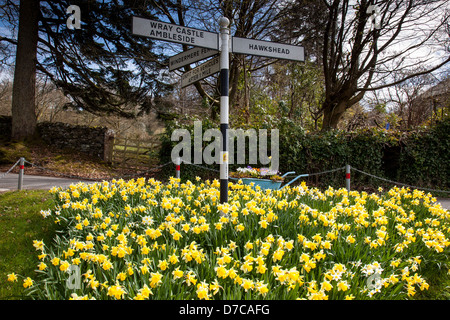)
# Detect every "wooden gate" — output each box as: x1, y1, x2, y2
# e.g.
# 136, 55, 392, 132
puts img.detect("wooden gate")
111, 137, 161, 170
